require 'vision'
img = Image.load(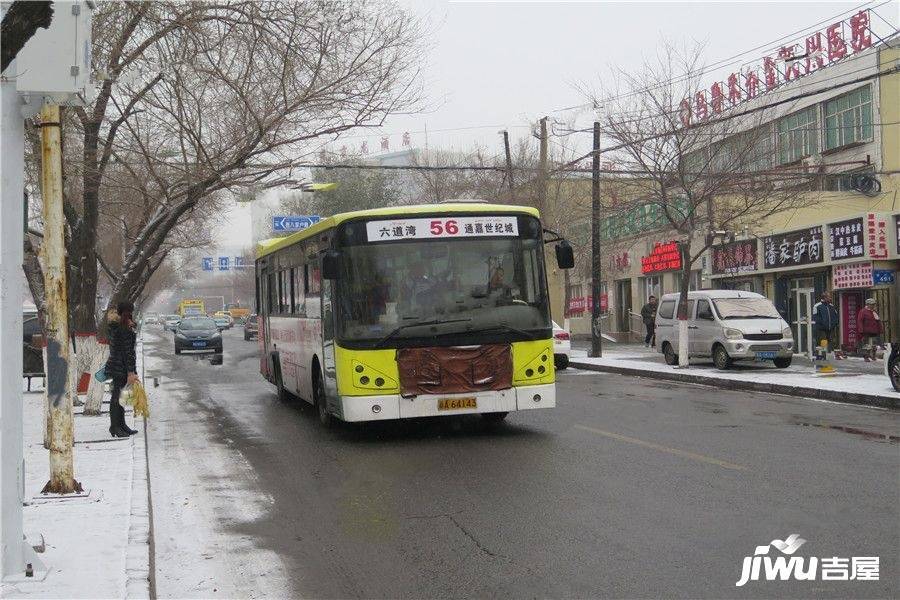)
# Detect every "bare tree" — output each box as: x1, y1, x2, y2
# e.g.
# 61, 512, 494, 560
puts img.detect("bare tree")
0, 0, 53, 72
23, 0, 425, 337
592, 42, 815, 366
